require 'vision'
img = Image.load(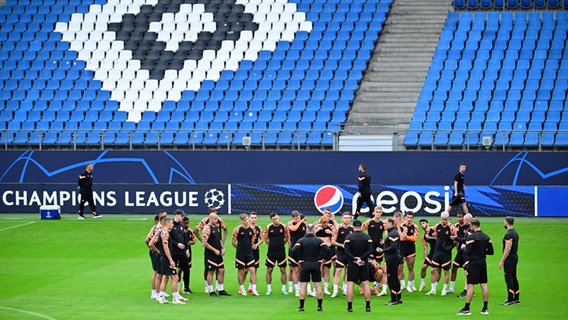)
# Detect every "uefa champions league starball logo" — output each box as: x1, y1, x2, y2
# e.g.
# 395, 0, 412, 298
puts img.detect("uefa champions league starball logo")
204, 188, 225, 209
